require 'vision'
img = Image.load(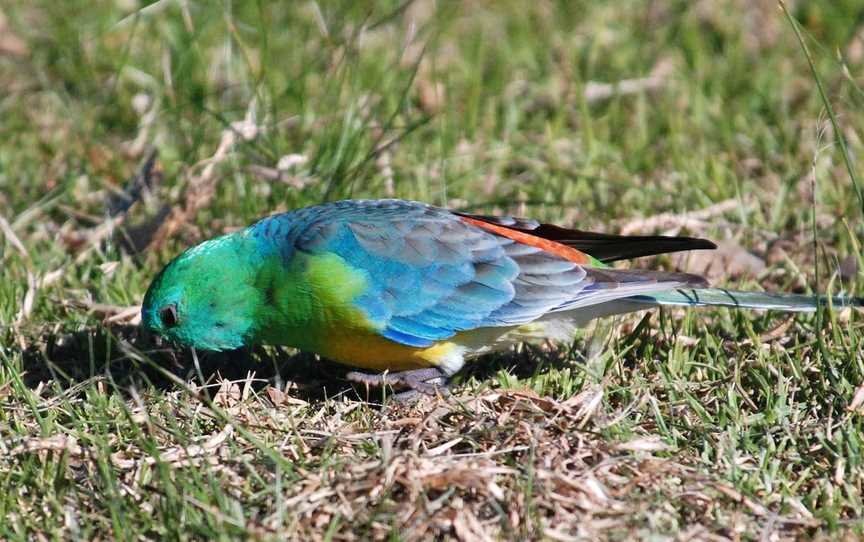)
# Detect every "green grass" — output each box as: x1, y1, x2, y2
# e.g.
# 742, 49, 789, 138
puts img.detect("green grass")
2, 0, 864, 539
